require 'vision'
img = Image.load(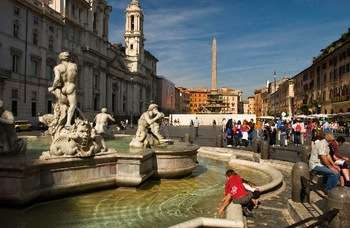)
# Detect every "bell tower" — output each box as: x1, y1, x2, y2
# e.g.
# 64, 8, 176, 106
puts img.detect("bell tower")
124, 0, 144, 73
